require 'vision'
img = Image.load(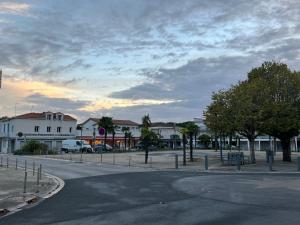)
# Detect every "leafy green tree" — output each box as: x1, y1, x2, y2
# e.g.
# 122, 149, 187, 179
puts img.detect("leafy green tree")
249, 62, 300, 162
198, 134, 211, 149
229, 80, 264, 163
98, 117, 114, 151
204, 90, 236, 160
